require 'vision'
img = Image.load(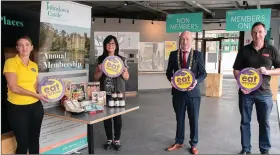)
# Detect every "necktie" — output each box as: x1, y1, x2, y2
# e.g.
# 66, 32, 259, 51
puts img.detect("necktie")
182, 51, 188, 68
